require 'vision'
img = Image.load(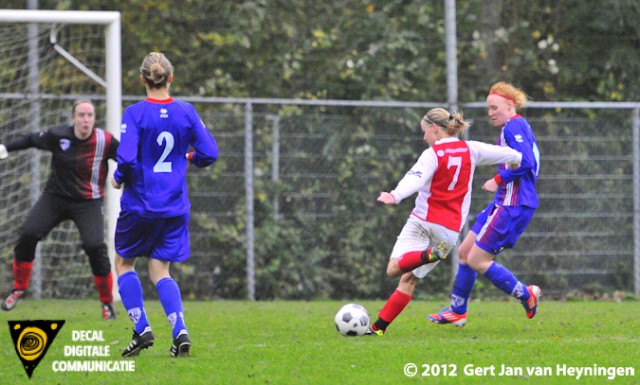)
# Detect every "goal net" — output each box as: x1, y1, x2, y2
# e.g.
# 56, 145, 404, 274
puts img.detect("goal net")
0, 11, 121, 300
